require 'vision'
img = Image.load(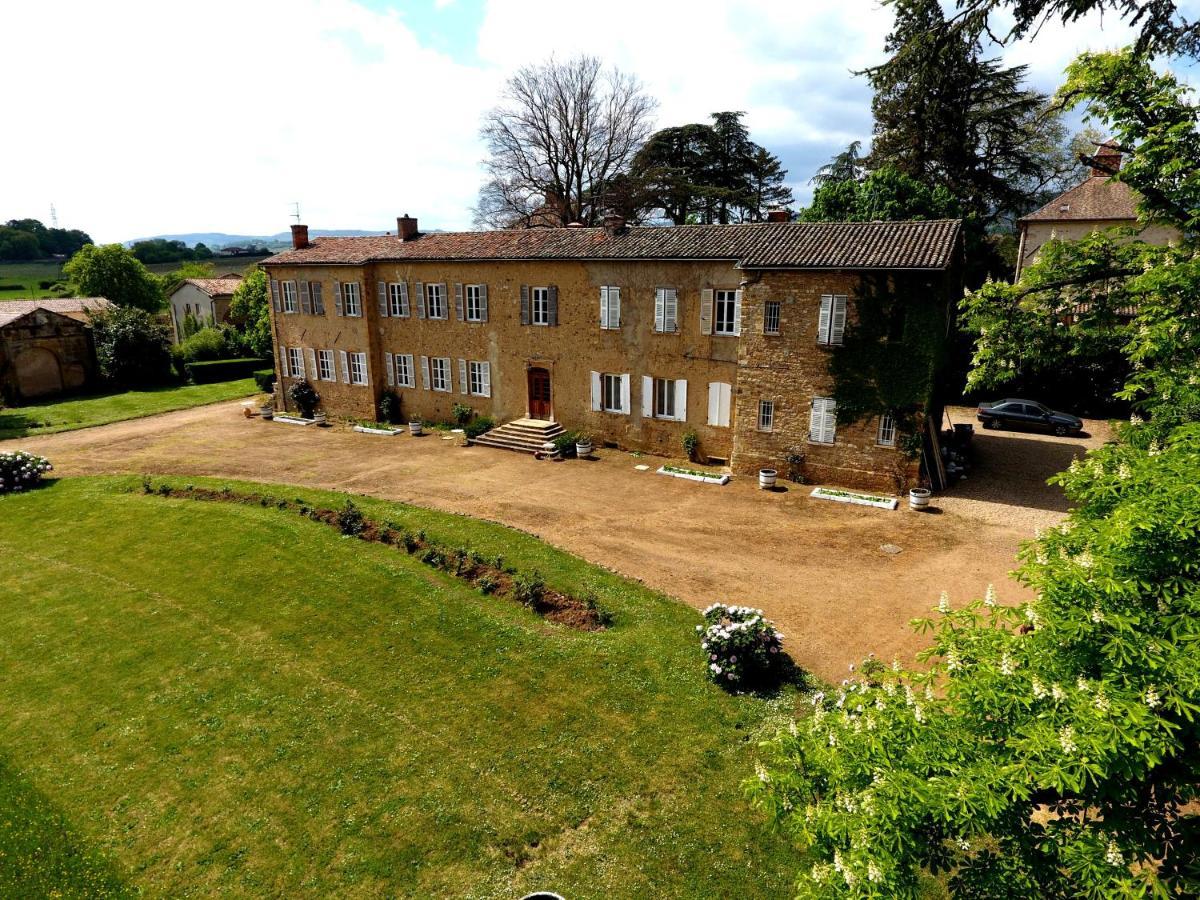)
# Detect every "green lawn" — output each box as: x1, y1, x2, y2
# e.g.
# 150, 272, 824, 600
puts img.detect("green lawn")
0, 379, 260, 439
0, 257, 269, 298
0, 477, 807, 897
